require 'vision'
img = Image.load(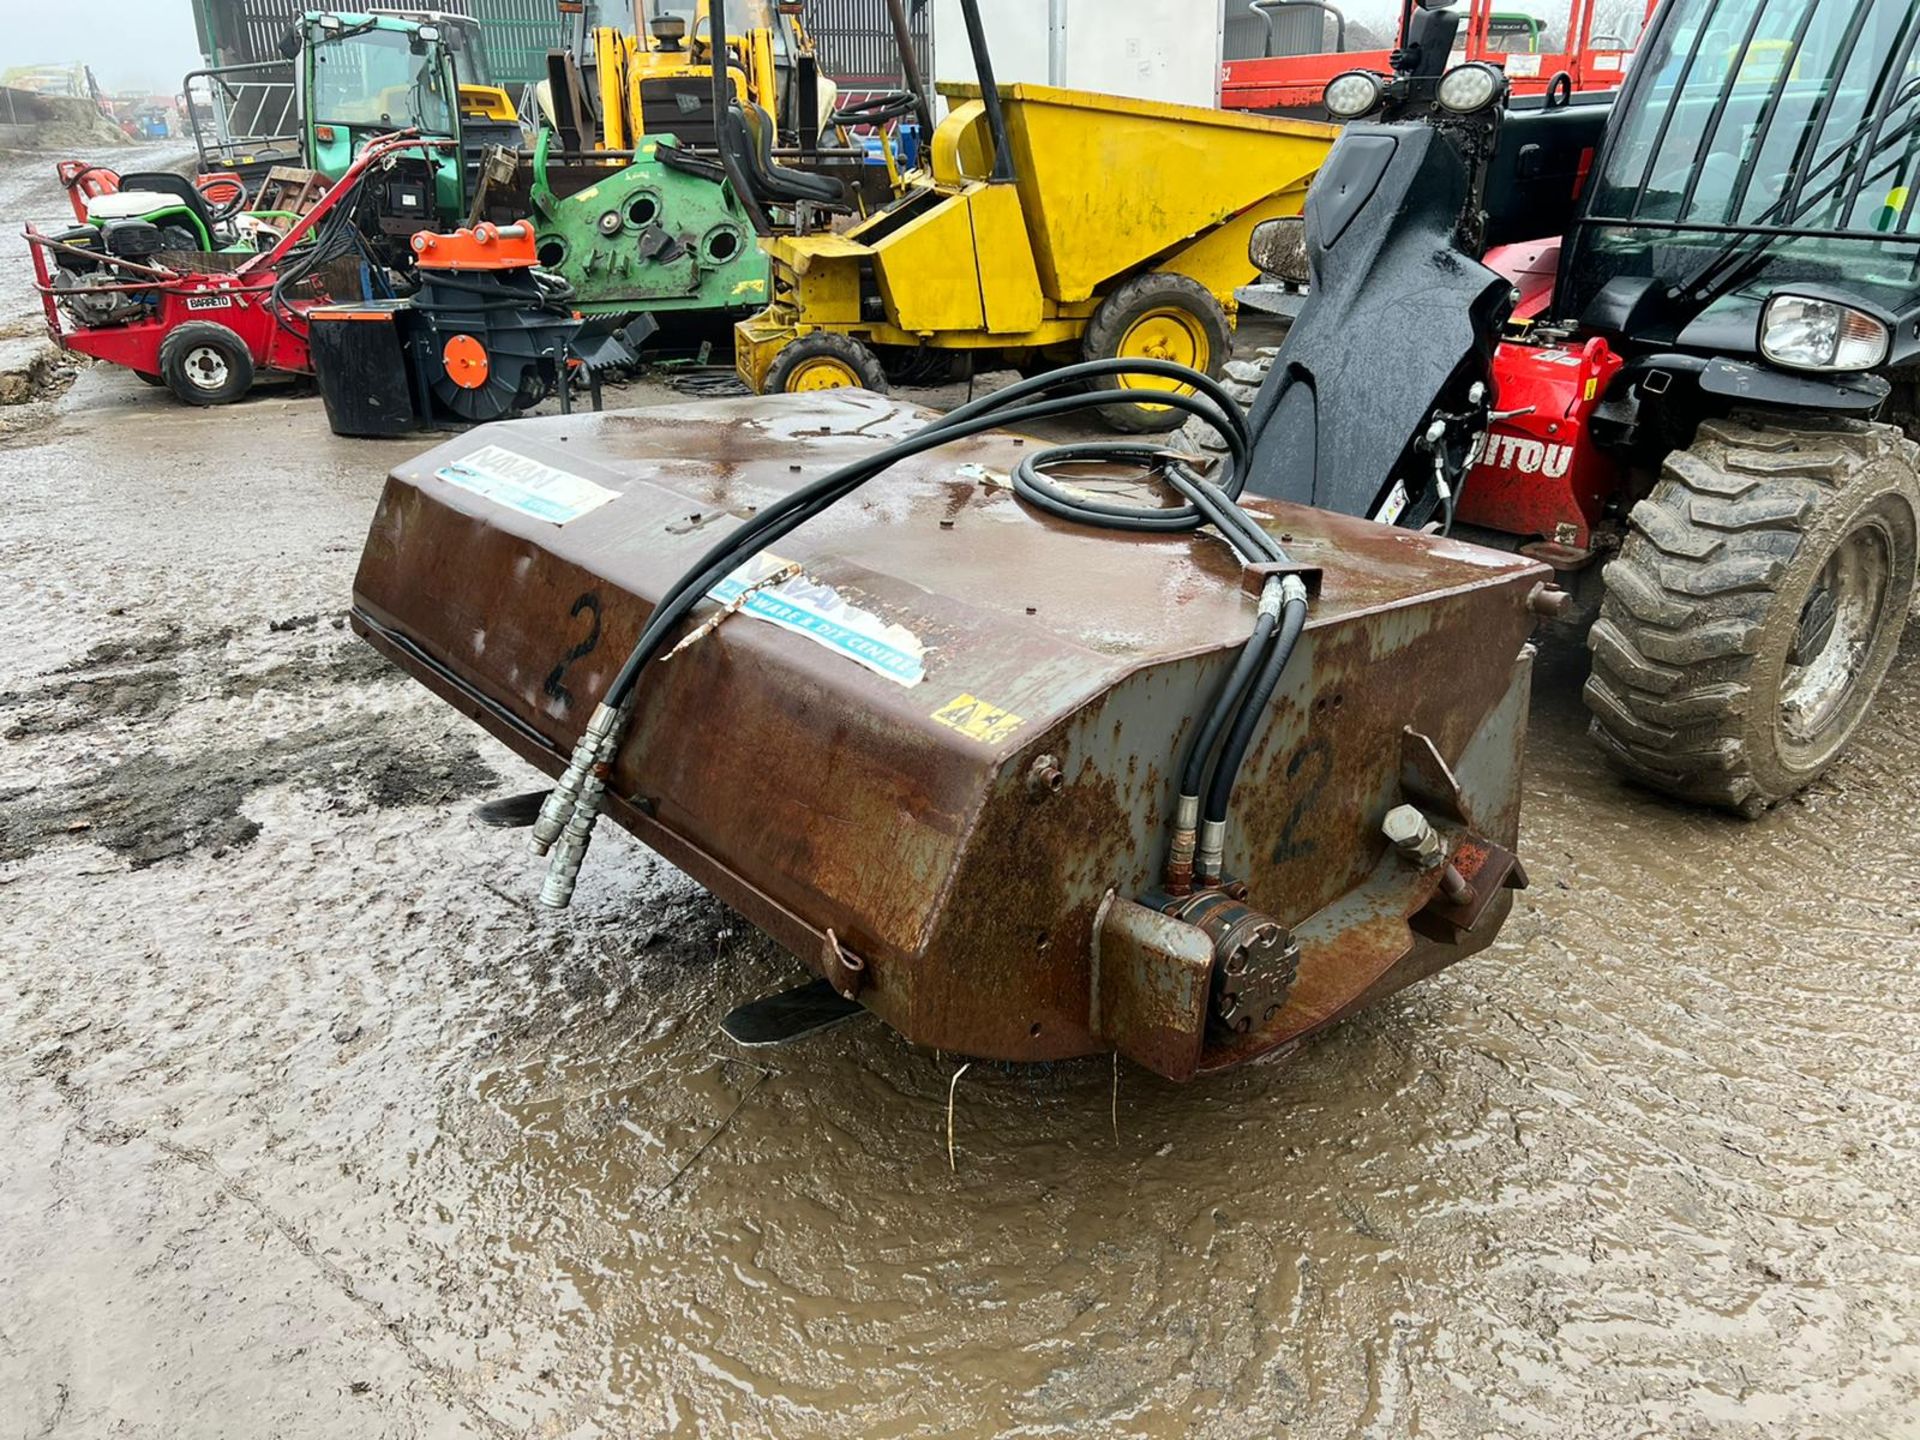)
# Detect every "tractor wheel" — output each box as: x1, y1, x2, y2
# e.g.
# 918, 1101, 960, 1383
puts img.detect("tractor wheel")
762, 333, 888, 395
1173, 343, 1284, 473
158, 321, 255, 406
1081, 272, 1231, 434
1584, 415, 1919, 817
